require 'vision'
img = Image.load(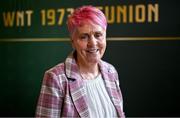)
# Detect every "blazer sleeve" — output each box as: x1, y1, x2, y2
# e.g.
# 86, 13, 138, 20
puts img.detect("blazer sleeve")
35, 71, 64, 118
